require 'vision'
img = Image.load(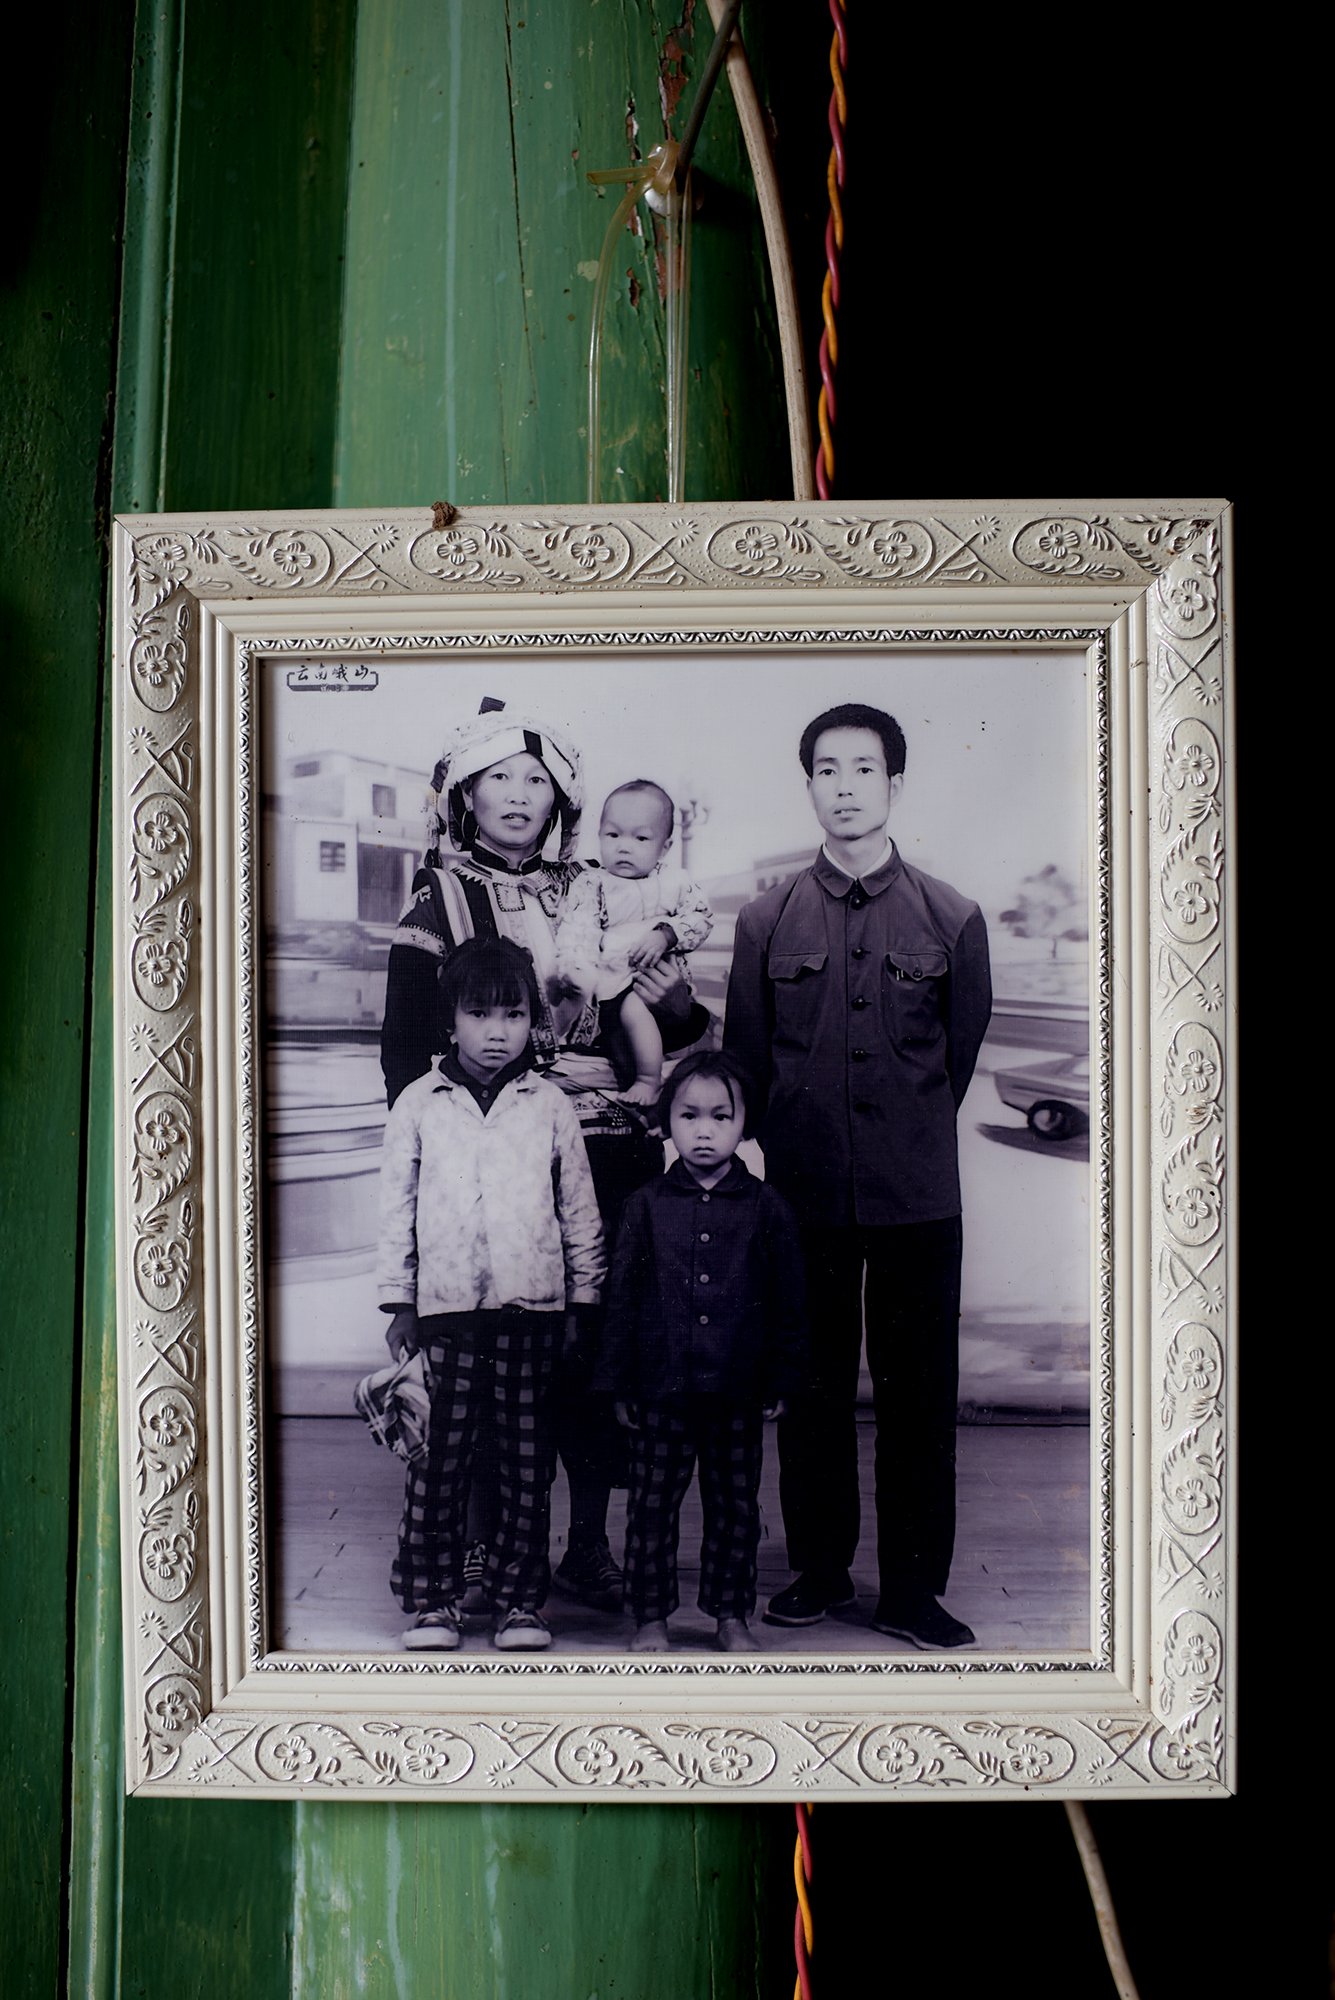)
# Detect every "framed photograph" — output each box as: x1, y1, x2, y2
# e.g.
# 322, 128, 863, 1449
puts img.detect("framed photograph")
113, 500, 1234, 1799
